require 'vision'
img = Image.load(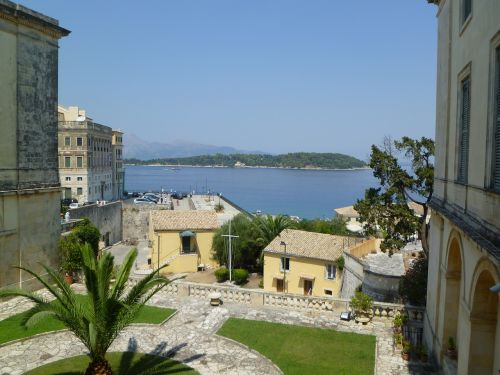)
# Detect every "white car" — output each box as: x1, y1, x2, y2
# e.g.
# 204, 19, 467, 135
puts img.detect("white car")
134, 198, 155, 204
69, 202, 79, 209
